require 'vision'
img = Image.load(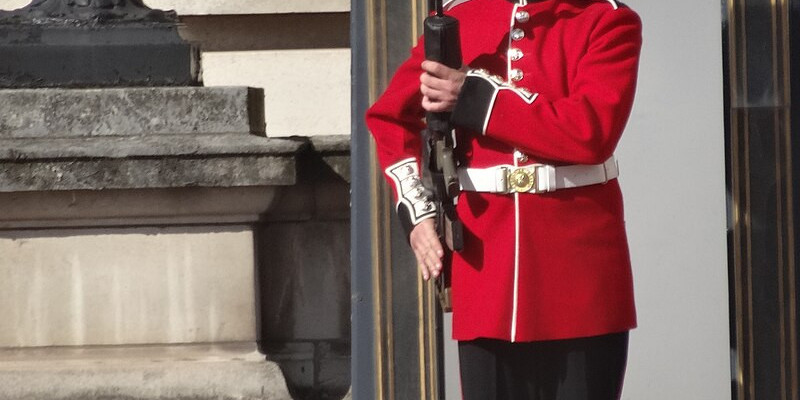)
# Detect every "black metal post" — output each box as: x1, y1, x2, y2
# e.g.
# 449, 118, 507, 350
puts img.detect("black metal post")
352, 1, 448, 399
350, 0, 377, 398
789, 2, 800, 396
